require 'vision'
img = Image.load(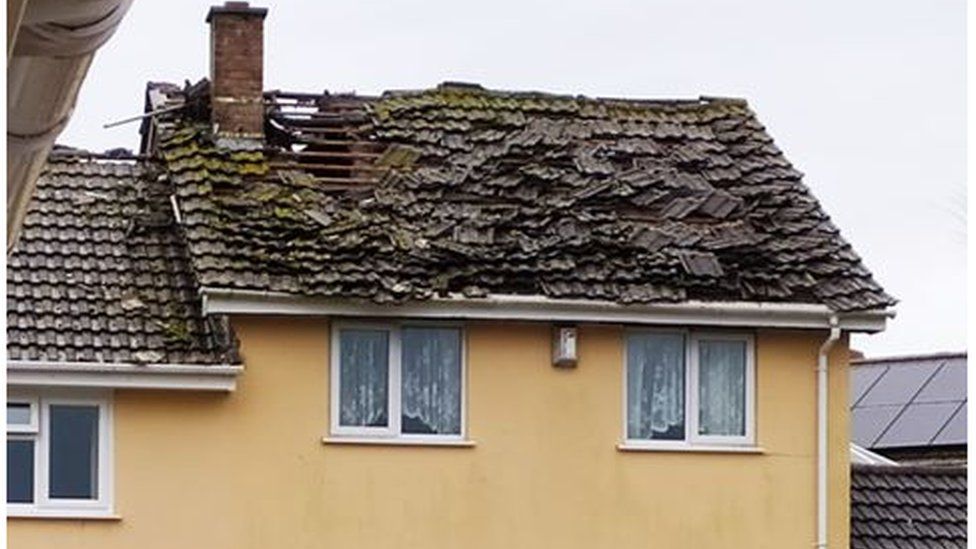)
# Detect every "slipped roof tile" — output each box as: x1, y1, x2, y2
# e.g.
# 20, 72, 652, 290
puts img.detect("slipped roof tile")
150, 84, 894, 311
